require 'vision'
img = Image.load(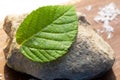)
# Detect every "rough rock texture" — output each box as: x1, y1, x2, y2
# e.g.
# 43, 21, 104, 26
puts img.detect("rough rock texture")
3, 14, 115, 80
